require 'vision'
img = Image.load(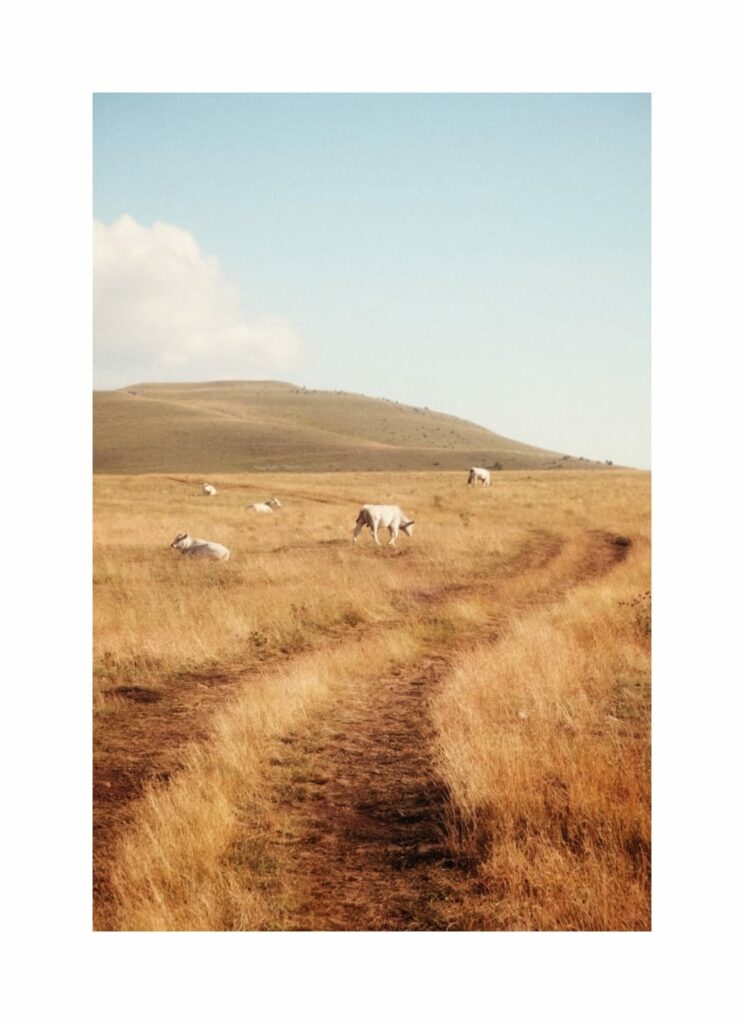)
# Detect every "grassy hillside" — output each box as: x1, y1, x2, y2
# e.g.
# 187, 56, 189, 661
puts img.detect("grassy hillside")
93, 379, 605, 474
